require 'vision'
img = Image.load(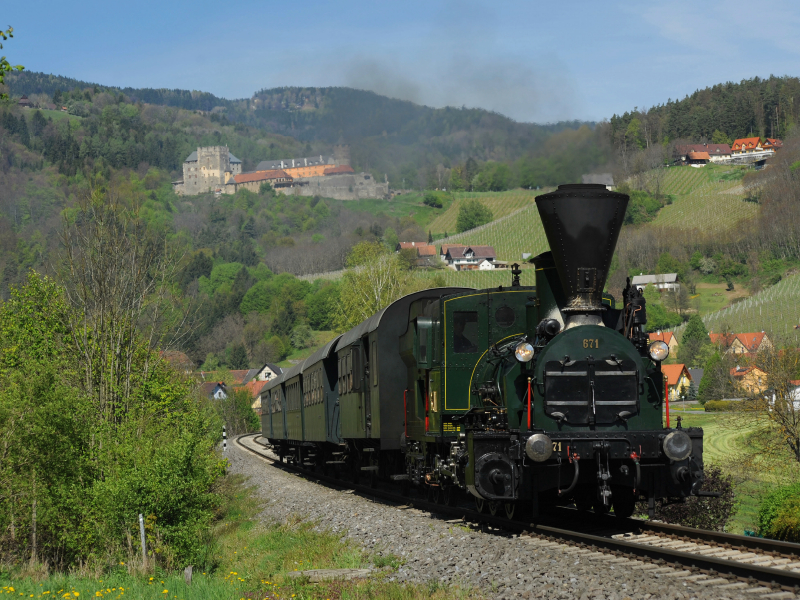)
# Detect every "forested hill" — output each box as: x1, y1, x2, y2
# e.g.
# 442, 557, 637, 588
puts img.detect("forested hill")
610, 75, 800, 148
4, 72, 598, 185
